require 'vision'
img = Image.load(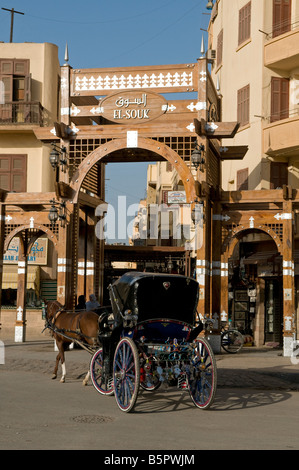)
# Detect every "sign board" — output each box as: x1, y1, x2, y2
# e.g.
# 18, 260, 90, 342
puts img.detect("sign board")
168, 191, 187, 204
3, 237, 48, 265
101, 91, 168, 124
